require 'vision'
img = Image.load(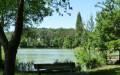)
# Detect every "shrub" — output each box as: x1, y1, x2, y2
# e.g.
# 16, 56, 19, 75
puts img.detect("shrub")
75, 49, 106, 71
86, 58, 102, 69
54, 59, 75, 64
15, 60, 34, 72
